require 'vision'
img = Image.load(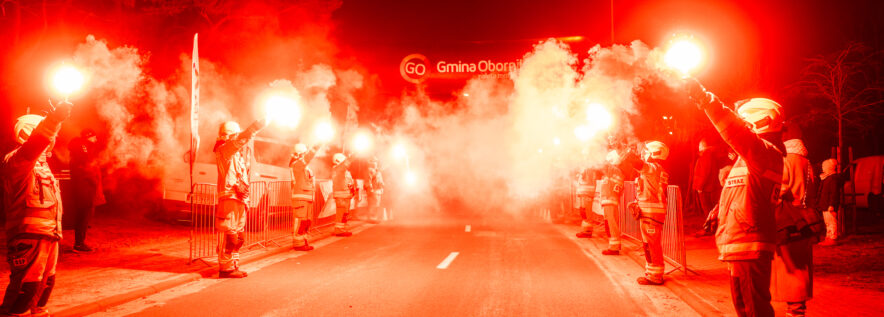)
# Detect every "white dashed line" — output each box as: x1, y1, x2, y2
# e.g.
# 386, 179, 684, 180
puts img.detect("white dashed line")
436, 252, 460, 269
465, 225, 471, 232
